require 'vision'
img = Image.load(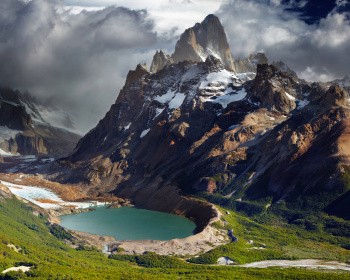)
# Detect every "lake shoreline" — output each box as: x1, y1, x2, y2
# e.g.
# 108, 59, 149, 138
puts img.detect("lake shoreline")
1, 174, 229, 256
57, 204, 229, 256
